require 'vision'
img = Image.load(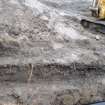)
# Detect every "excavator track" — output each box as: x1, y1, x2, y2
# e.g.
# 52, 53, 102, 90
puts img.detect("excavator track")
80, 19, 105, 34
